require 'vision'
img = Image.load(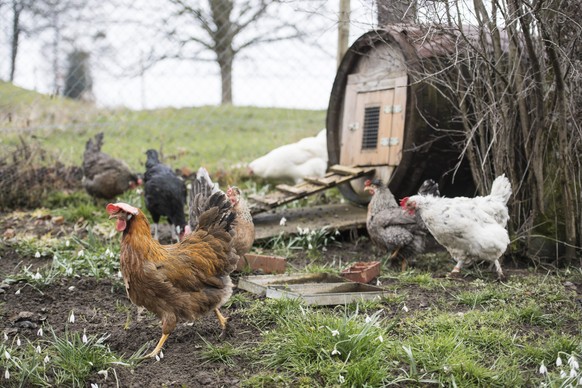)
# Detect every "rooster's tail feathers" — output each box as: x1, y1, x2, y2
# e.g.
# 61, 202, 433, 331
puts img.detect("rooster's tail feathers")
194, 191, 235, 233
85, 132, 104, 153
490, 174, 512, 204
417, 179, 440, 197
